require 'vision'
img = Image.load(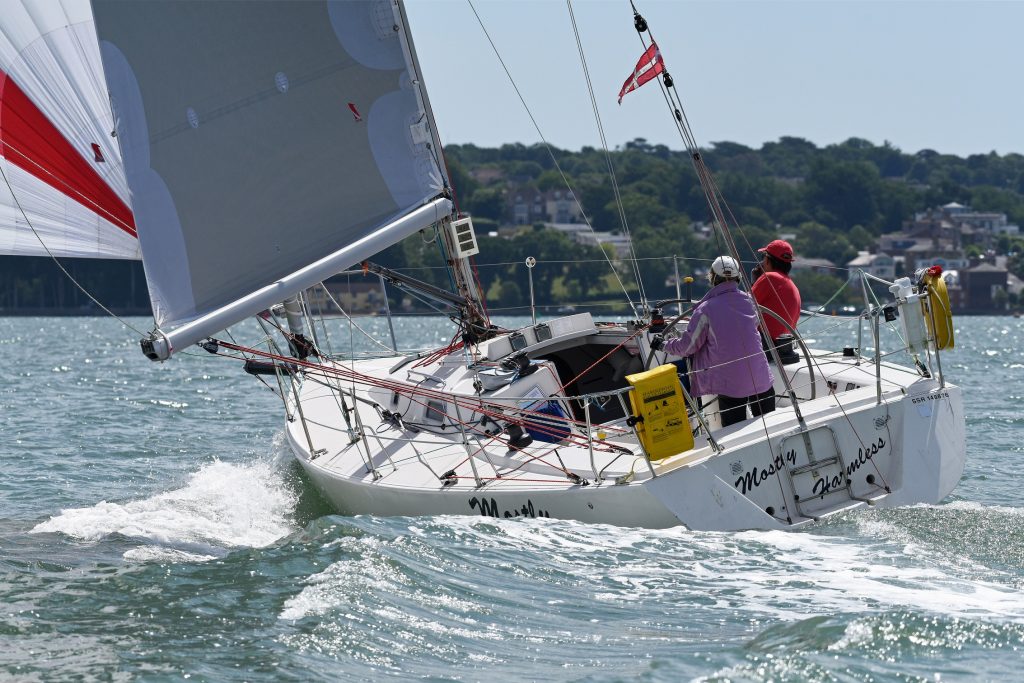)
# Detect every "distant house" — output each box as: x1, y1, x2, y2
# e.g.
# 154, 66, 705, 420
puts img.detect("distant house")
877, 201, 1020, 276
902, 240, 969, 275
509, 187, 582, 225
548, 222, 591, 241
543, 189, 582, 224
545, 221, 633, 256
903, 202, 1019, 253
902, 207, 961, 245
845, 251, 895, 282
511, 188, 545, 225
1000, 256, 1024, 301
691, 221, 713, 240
877, 231, 968, 276
960, 262, 1008, 312
877, 232, 918, 256
942, 201, 1019, 236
